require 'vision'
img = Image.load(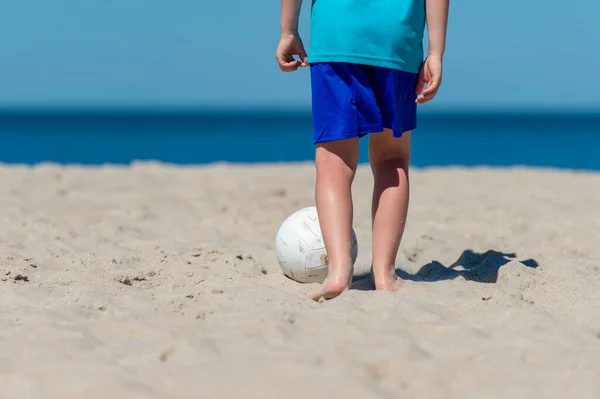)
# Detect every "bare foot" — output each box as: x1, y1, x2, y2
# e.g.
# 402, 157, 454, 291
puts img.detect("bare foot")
371, 267, 402, 292
305, 269, 353, 301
